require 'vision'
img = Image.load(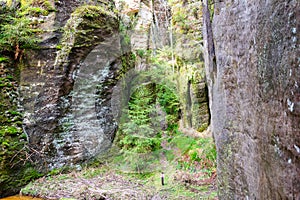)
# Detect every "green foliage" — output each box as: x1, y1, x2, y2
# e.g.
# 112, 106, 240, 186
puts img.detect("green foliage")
0, 142, 42, 193
171, 135, 196, 153
48, 168, 62, 176
56, 45, 62, 50
128, 84, 156, 125
22, 167, 43, 182
73, 5, 112, 19
0, 7, 40, 62
78, 7, 101, 18
114, 77, 181, 173
118, 83, 159, 153
173, 8, 189, 30
208, 0, 215, 21
169, 0, 203, 37
119, 21, 131, 46
0, 70, 33, 193
120, 135, 161, 153
0, 16, 39, 52
174, 136, 217, 174
20, 6, 49, 16
47, 165, 76, 177
20, 182, 38, 196
0, 73, 25, 167
0, 6, 13, 22
156, 85, 180, 124
117, 82, 180, 154
0, 77, 13, 88
135, 49, 152, 58
198, 122, 209, 132
0, 3, 49, 61
0, 2, 55, 60
0, 56, 9, 63
0, 125, 22, 136
20, 0, 55, 11
113, 150, 161, 173
82, 167, 107, 179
